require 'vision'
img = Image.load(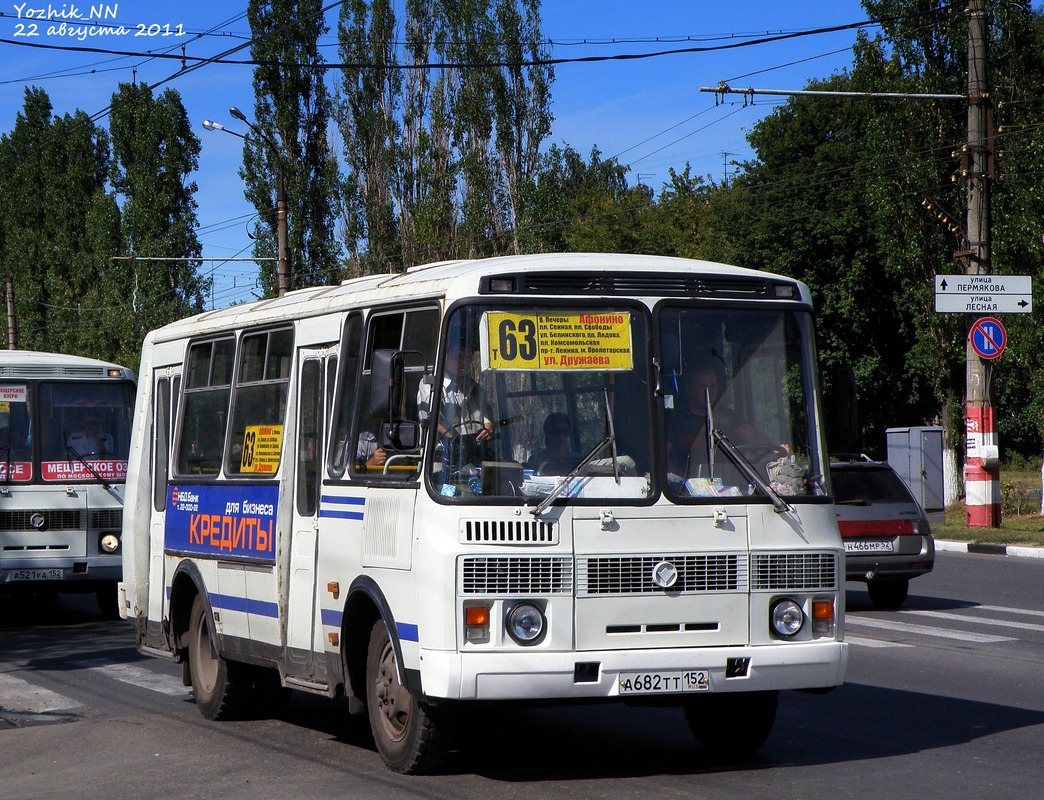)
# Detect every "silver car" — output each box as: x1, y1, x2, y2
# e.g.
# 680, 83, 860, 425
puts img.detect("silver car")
831, 456, 935, 608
